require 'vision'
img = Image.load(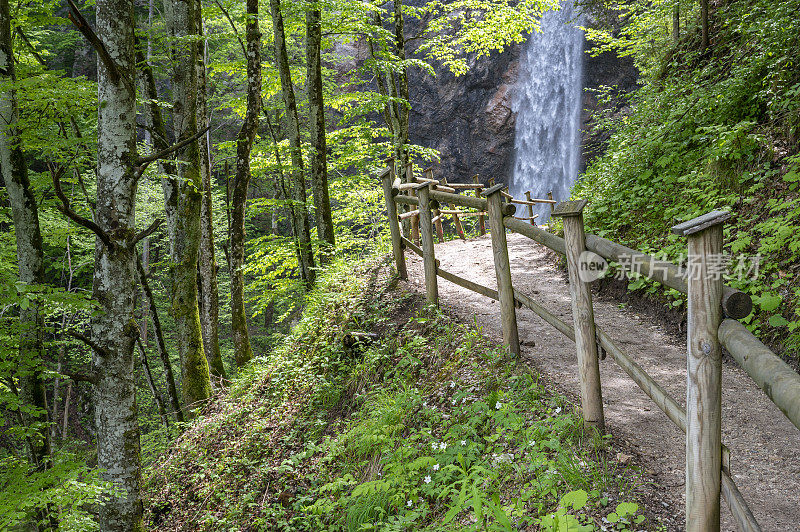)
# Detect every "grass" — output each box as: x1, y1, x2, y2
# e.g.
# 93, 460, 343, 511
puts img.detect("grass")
142, 254, 657, 531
